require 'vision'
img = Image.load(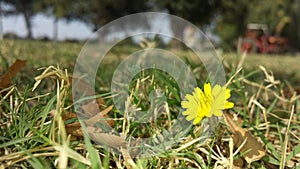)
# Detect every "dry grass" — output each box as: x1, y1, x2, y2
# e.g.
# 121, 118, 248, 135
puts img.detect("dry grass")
0, 39, 300, 168
223, 53, 300, 84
